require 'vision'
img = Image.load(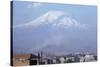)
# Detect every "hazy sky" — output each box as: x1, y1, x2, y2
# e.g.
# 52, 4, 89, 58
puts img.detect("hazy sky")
12, 1, 97, 55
